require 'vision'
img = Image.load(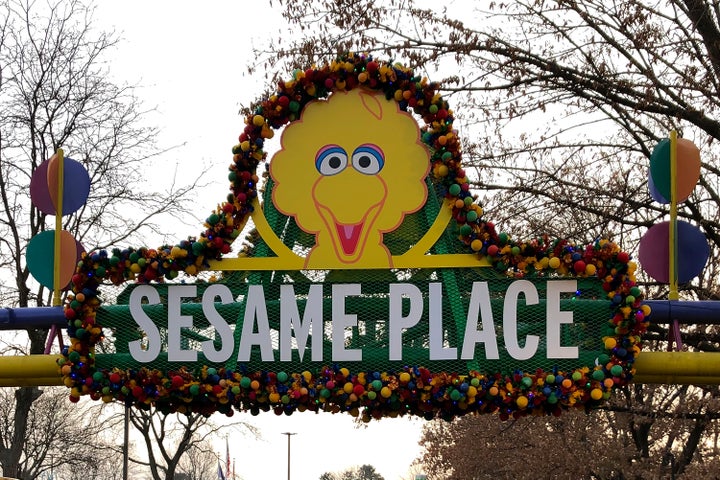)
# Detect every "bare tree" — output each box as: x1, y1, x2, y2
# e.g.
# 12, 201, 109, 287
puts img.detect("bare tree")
321, 464, 386, 480
417, 402, 720, 479
177, 438, 220, 480
265, 0, 720, 296
128, 406, 257, 480
0, 0, 204, 476
0, 386, 125, 480
259, 0, 720, 477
